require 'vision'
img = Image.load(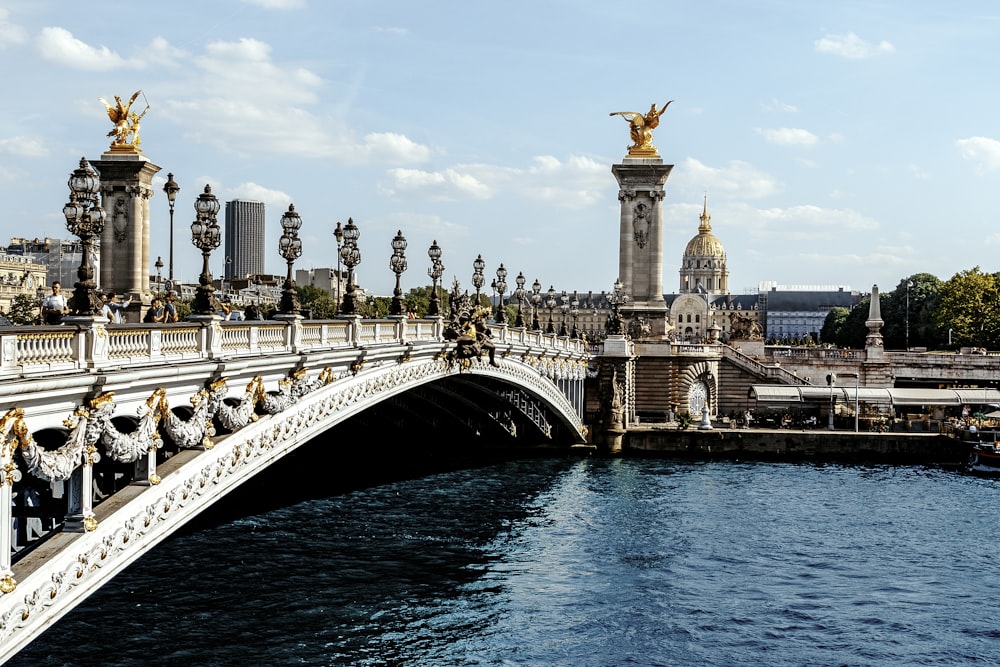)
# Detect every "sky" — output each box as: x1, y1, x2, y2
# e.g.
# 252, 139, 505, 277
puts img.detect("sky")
1, 0, 999, 298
